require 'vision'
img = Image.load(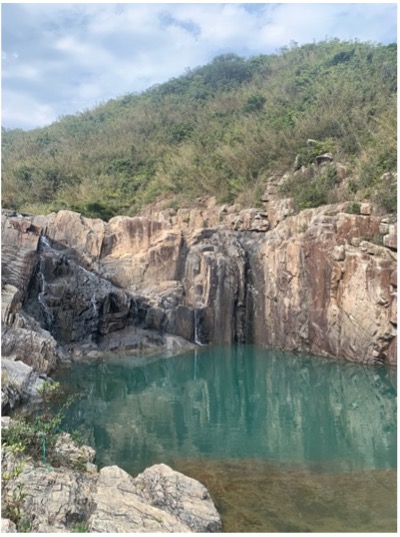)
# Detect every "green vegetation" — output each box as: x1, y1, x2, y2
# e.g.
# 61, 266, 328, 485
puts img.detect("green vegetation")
2, 482, 29, 531
71, 522, 89, 533
1, 393, 85, 530
2, 40, 396, 218
36, 380, 62, 403
345, 202, 361, 215
2, 410, 63, 464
